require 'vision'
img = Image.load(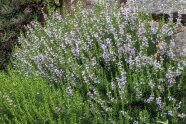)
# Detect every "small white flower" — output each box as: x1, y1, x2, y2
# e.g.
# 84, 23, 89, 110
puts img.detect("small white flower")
66, 86, 73, 96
